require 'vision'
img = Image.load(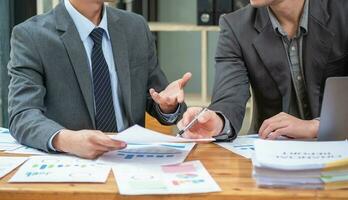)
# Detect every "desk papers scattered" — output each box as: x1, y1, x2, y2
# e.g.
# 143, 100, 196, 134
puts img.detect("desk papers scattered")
10, 156, 110, 183
0, 130, 48, 155
113, 160, 221, 195
98, 143, 195, 166
0, 127, 10, 134
0, 133, 23, 151
252, 140, 348, 189
111, 125, 215, 144
5, 146, 48, 155
215, 134, 258, 159
0, 157, 28, 179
